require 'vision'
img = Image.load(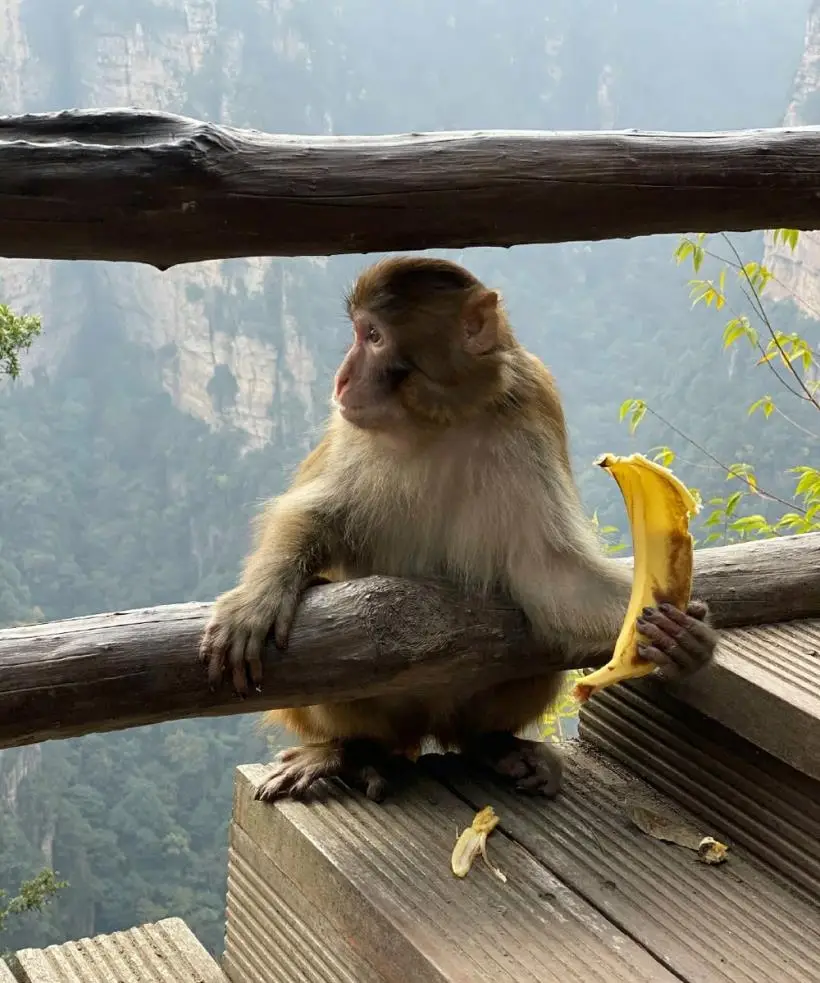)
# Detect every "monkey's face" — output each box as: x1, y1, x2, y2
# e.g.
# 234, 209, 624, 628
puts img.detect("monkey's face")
332, 311, 414, 431
333, 292, 507, 433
